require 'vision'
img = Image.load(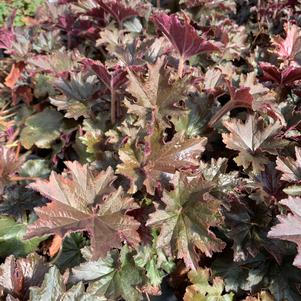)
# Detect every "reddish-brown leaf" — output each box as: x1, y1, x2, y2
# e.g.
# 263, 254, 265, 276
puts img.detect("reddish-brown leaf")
25, 161, 140, 260
152, 13, 219, 61
4, 62, 25, 89
48, 235, 63, 257
146, 172, 225, 269
272, 23, 301, 61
